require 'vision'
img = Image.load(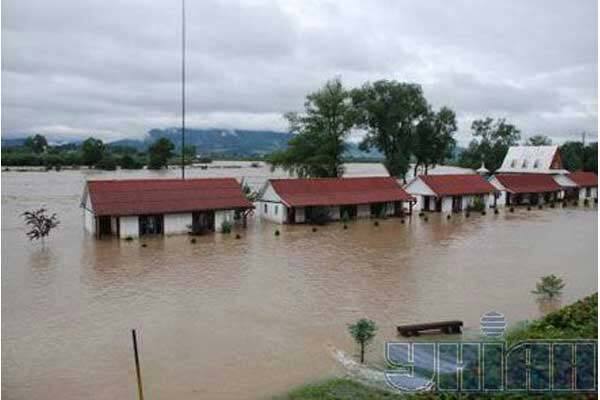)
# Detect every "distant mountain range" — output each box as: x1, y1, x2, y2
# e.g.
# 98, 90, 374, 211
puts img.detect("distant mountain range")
2, 128, 383, 159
